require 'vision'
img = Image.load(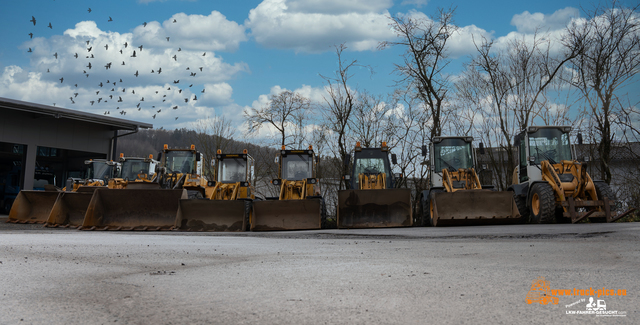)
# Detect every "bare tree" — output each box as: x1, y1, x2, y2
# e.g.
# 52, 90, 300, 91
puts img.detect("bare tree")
563, 0, 640, 184
320, 44, 370, 189
191, 114, 236, 177
456, 31, 580, 189
349, 91, 393, 148
380, 7, 457, 140
244, 90, 311, 148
